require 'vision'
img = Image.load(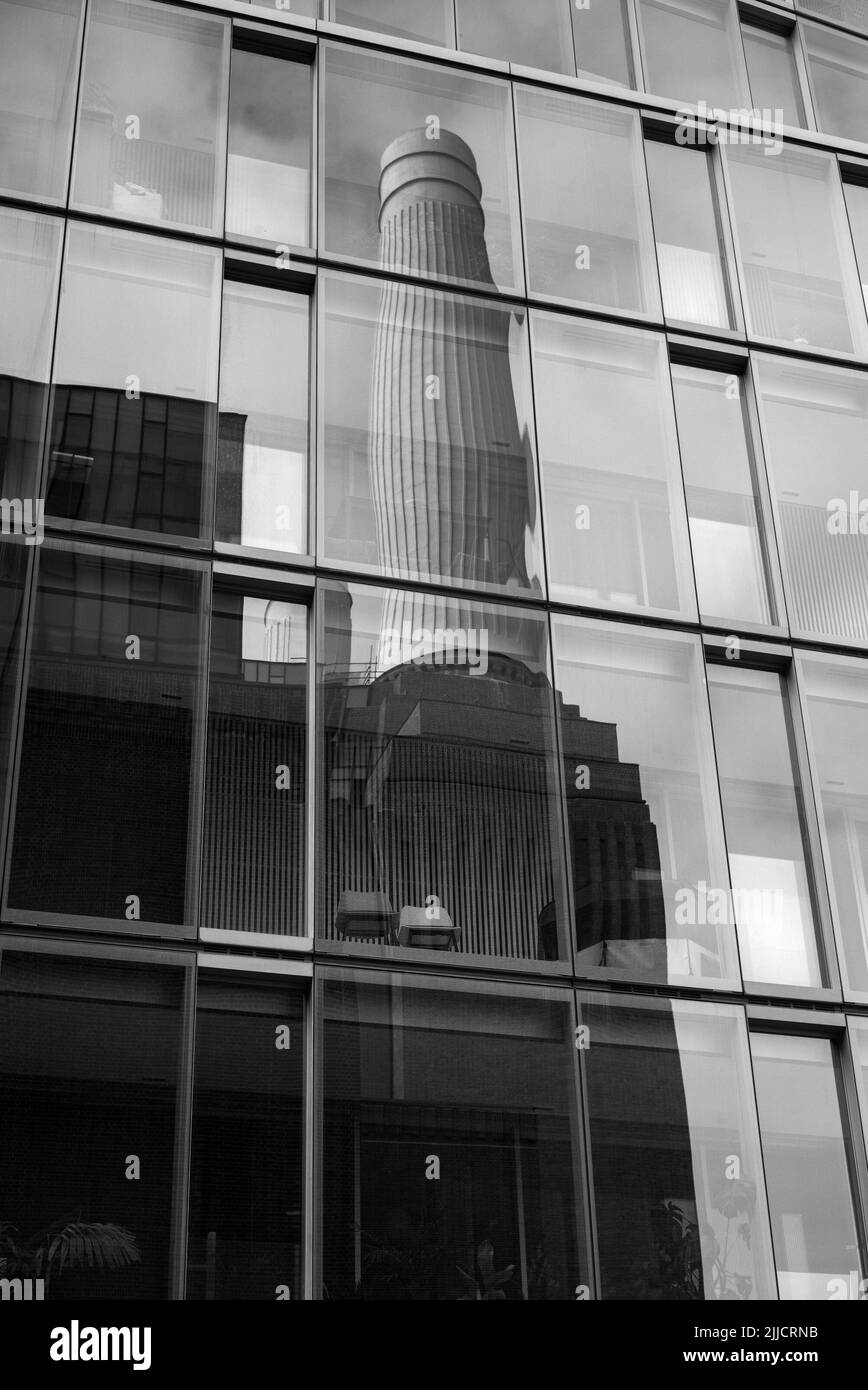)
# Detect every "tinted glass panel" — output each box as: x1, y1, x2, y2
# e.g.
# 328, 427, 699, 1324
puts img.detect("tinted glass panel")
318, 582, 570, 964
727, 144, 868, 356
457, 0, 575, 75
579, 993, 777, 1300
322, 971, 588, 1300
188, 979, 304, 1299
0, 0, 83, 201
227, 48, 312, 248
638, 0, 747, 108
320, 273, 542, 595
0, 542, 28, 841
0, 948, 185, 1299
202, 591, 307, 937
798, 653, 868, 997
646, 139, 732, 329
709, 665, 823, 989
672, 363, 774, 626
801, 0, 868, 34
333, 0, 454, 46
217, 281, 308, 555
73, 0, 229, 233
8, 545, 203, 926
752, 1032, 865, 1299
553, 618, 738, 987
321, 45, 522, 294
844, 180, 868, 316
47, 223, 220, 539
742, 25, 805, 128
754, 354, 868, 646
517, 88, 660, 316
572, 0, 634, 86
805, 24, 868, 141
534, 315, 695, 619
0, 208, 62, 504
